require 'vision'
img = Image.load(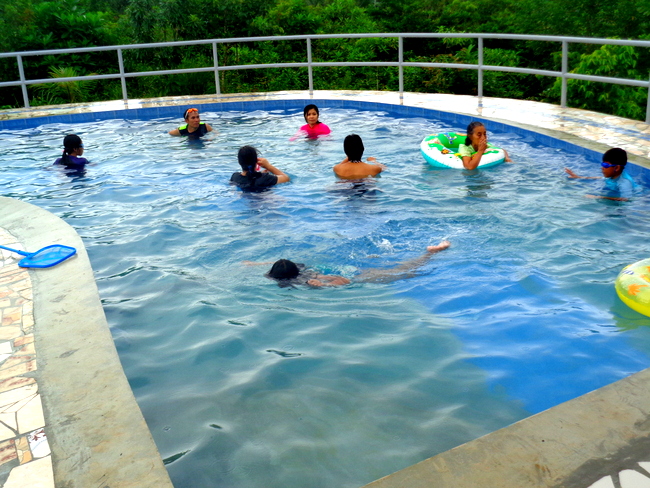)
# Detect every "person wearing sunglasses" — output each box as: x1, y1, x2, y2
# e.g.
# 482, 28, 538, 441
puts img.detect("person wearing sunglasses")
565, 148, 638, 201
54, 134, 89, 169
168, 107, 213, 138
